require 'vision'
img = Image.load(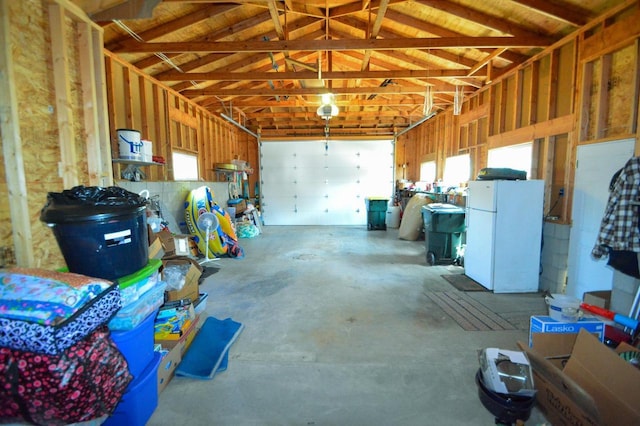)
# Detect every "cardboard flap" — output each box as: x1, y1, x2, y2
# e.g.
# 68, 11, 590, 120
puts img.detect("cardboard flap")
517, 340, 600, 421
564, 330, 640, 425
